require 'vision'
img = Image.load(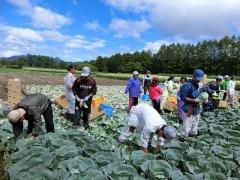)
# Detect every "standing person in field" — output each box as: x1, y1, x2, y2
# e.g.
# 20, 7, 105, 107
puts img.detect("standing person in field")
149, 77, 163, 114
166, 76, 175, 95
64, 64, 77, 122
119, 103, 176, 153
177, 77, 188, 123
178, 69, 205, 138
125, 71, 142, 112
72, 66, 97, 129
7, 93, 54, 139
143, 71, 152, 94
221, 75, 229, 100
227, 75, 236, 106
